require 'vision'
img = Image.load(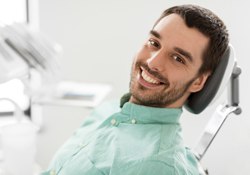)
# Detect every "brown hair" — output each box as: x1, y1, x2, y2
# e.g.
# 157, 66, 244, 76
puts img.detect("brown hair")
153, 4, 229, 75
